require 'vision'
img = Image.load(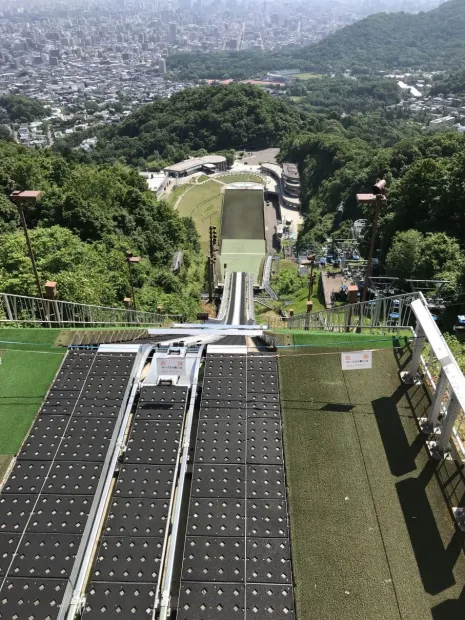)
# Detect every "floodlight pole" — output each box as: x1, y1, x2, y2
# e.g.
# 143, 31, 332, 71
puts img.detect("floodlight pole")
307, 255, 315, 301
361, 193, 383, 304
126, 252, 141, 311
10, 190, 43, 299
